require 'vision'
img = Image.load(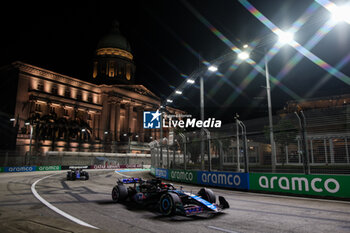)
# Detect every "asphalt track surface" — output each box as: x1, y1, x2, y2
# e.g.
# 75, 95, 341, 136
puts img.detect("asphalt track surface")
0, 170, 350, 233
